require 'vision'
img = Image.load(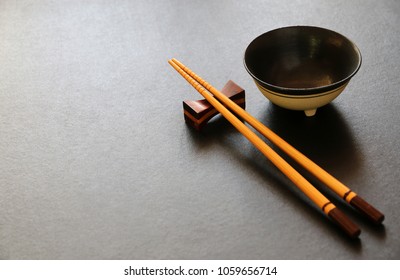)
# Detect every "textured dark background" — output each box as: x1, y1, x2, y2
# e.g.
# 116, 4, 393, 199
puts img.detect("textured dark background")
1, 0, 399, 259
